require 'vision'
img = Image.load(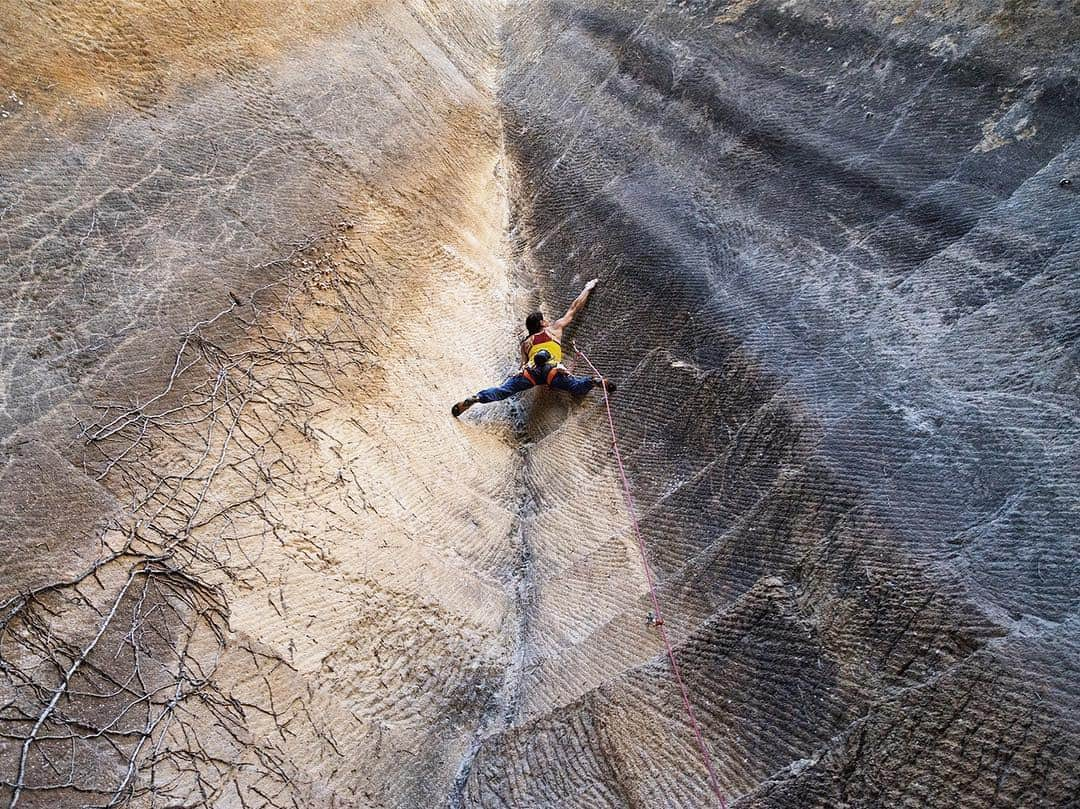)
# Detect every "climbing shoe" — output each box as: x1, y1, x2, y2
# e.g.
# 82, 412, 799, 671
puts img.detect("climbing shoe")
451, 397, 478, 418
595, 377, 617, 395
